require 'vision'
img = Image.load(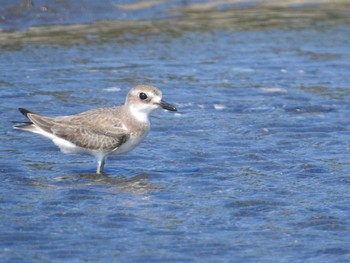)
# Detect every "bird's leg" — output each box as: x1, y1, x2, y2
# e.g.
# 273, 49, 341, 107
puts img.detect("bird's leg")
96, 157, 106, 174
